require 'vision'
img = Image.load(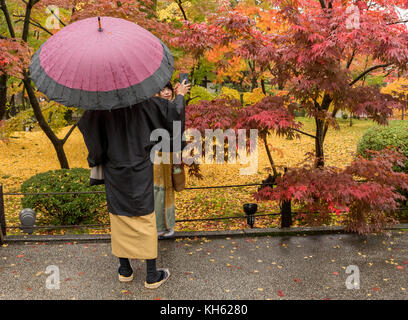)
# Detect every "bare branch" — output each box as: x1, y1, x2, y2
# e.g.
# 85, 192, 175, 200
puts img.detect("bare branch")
319, 0, 326, 9
387, 20, 408, 26
0, 0, 16, 38
176, 0, 188, 20
22, 0, 35, 42
319, 0, 333, 10
292, 128, 317, 139
349, 63, 391, 86
30, 21, 53, 36
62, 122, 79, 144
261, 133, 278, 177
346, 48, 356, 69
49, 7, 66, 27
14, 12, 54, 36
